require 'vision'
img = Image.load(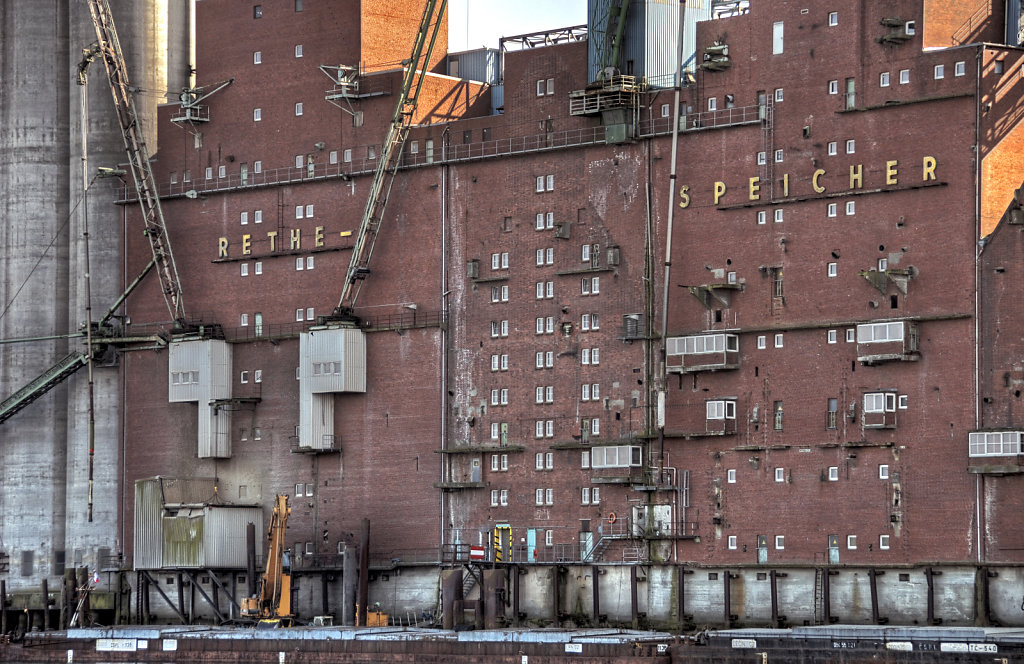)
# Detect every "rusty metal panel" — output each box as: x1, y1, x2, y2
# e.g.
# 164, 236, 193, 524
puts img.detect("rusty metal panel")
133, 479, 164, 569
202, 506, 263, 568
162, 509, 204, 568
159, 476, 217, 505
